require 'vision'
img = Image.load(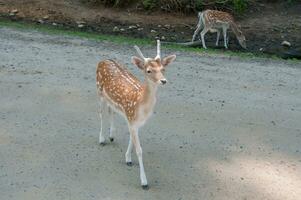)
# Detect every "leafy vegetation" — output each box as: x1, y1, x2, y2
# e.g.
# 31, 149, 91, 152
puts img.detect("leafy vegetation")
82, 0, 252, 14
82, 0, 297, 14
